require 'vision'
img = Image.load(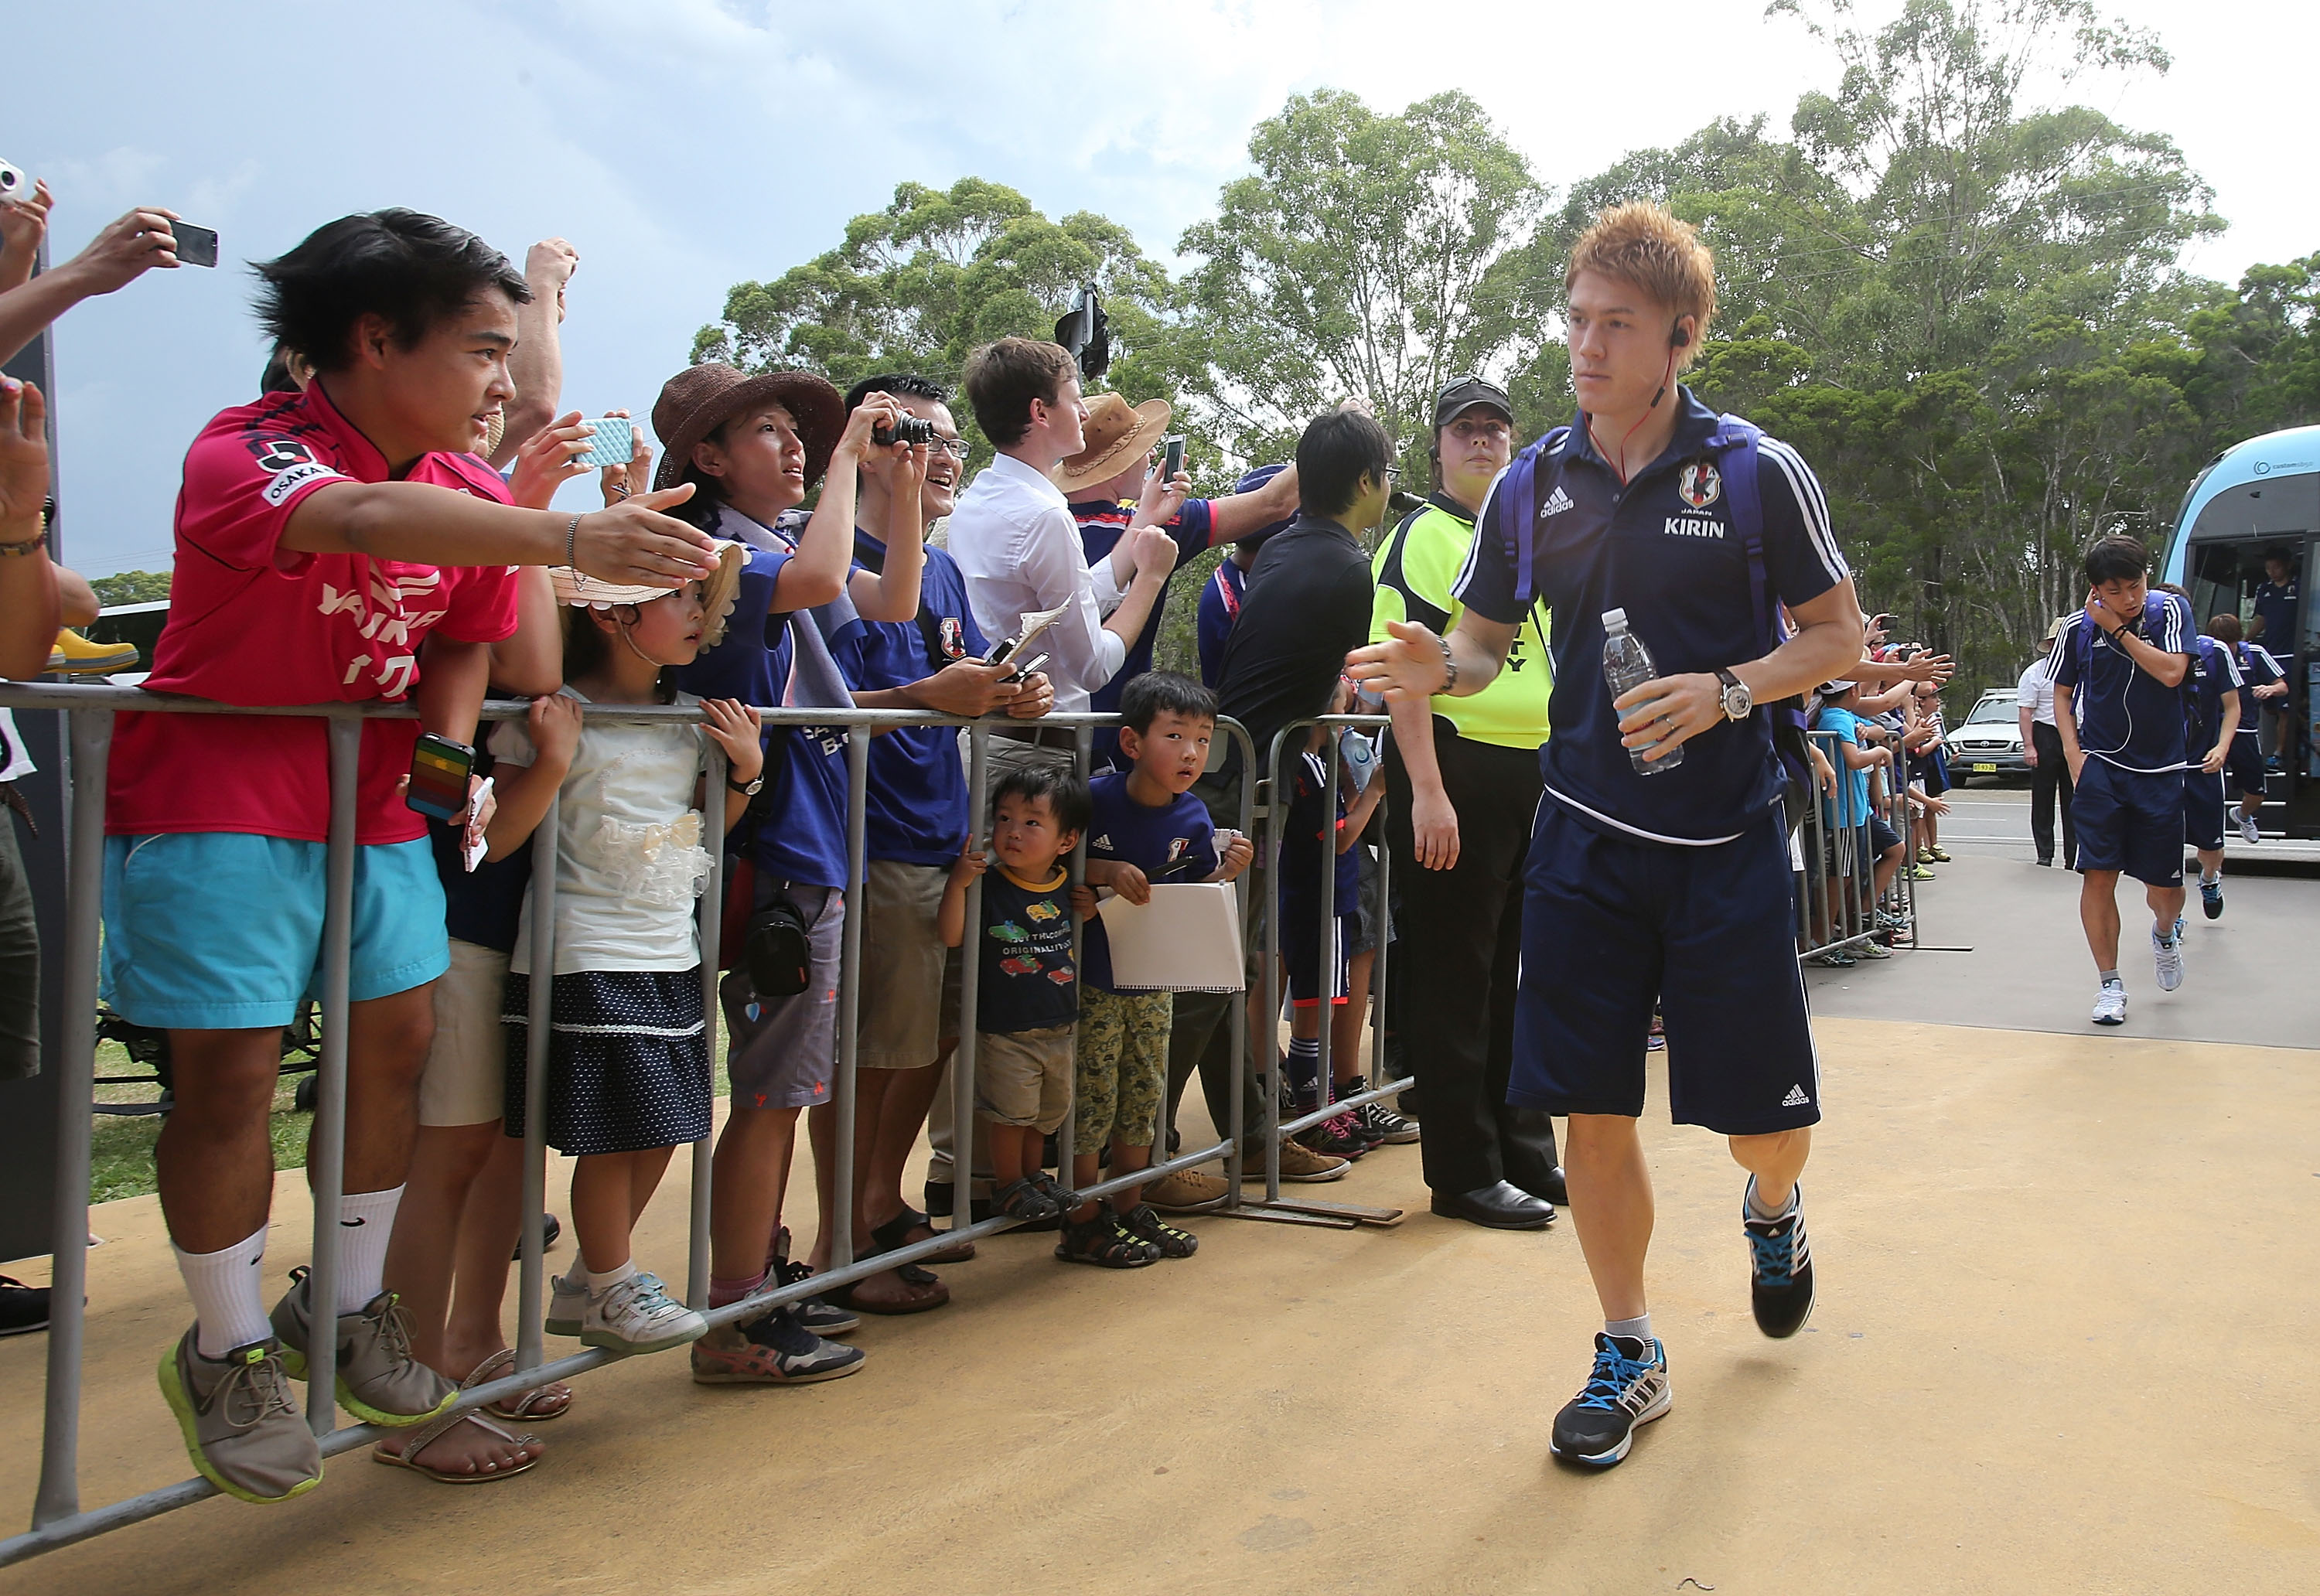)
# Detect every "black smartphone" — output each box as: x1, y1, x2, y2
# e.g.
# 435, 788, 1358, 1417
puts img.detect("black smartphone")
405, 733, 475, 821
171, 222, 219, 268
1161, 435, 1185, 479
